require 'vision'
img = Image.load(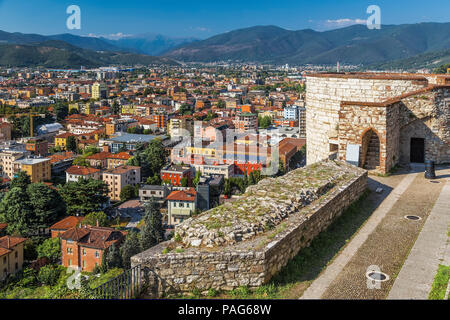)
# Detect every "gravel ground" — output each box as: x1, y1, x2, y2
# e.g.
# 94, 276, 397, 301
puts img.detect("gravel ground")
321, 170, 445, 299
